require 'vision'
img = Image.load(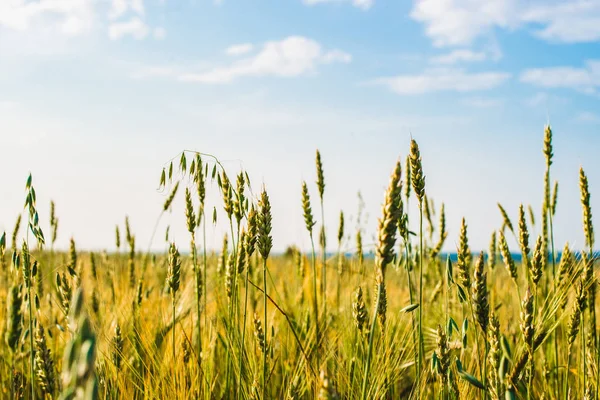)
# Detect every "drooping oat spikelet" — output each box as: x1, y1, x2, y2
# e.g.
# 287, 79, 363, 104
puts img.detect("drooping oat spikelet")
167, 243, 182, 295
499, 230, 517, 280
352, 286, 368, 334
488, 231, 497, 270
472, 252, 489, 334
456, 218, 472, 290
253, 312, 266, 353
518, 204, 531, 271
185, 187, 196, 233
5, 284, 23, 351
497, 203, 514, 234
163, 181, 180, 212
409, 140, 425, 206
34, 323, 57, 396
580, 167, 594, 251
318, 369, 339, 400
112, 323, 124, 370
530, 236, 543, 286
488, 313, 501, 400
257, 189, 273, 260
316, 150, 325, 202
